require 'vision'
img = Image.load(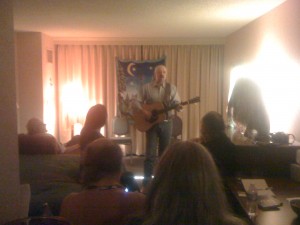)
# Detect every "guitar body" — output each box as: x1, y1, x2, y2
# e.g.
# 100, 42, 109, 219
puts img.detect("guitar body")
132, 102, 167, 132
132, 96, 200, 132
